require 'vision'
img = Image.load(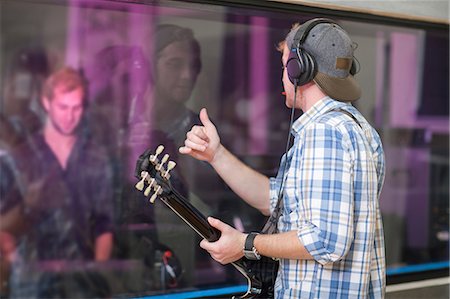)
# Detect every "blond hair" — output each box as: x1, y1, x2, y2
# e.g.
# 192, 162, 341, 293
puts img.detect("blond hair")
42, 67, 86, 100
277, 23, 301, 52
